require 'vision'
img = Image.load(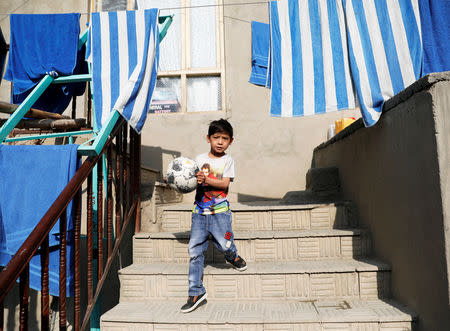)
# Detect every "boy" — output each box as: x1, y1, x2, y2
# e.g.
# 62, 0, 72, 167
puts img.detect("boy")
181, 119, 247, 313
